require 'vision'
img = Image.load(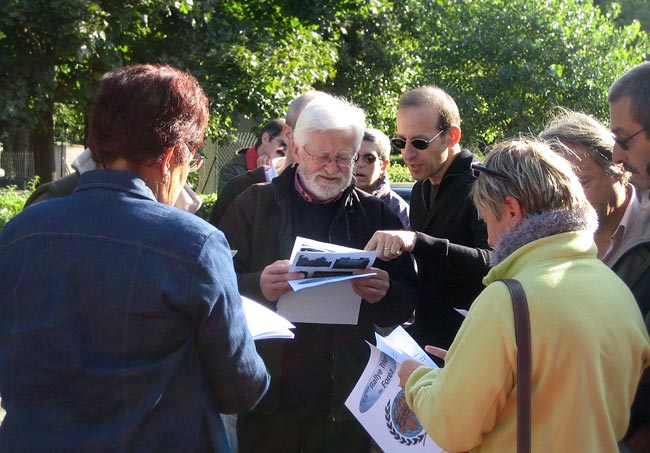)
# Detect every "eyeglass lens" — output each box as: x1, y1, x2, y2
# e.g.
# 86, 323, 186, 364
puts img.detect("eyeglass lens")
357, 154, 378, 164
391, 138, 431, 150
613, 127, 647, 151
303, 145, 356, 167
